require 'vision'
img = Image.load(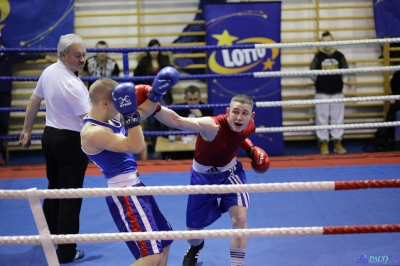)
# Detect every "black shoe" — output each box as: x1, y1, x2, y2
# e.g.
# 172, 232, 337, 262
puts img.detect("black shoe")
72, 250, 84, 262
60, 250, 84, 264
182, 240, 204, 266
